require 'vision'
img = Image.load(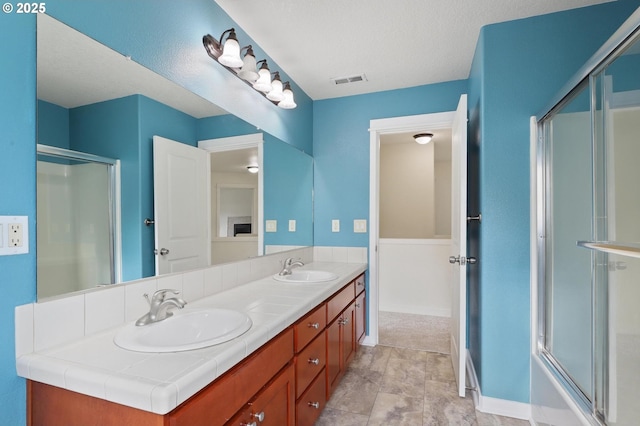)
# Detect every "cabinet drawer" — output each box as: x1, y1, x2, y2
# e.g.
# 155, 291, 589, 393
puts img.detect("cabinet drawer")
295, 367, 326, 426
168, 328, 293, 426
355, 273, 365, 295
327, 282, 355, 322
294, 305, 326, 352
228, 363, 295, 426
295, 331, 326, 399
